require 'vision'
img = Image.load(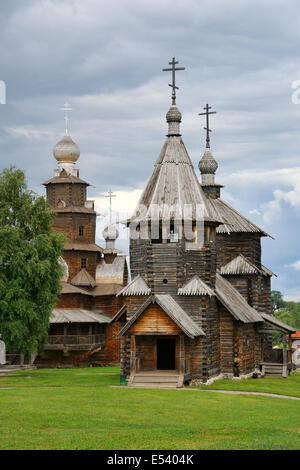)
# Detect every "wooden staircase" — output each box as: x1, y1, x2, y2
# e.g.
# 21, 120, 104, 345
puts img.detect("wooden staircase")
128, 370, 183, 389
261, 362, 290, 378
